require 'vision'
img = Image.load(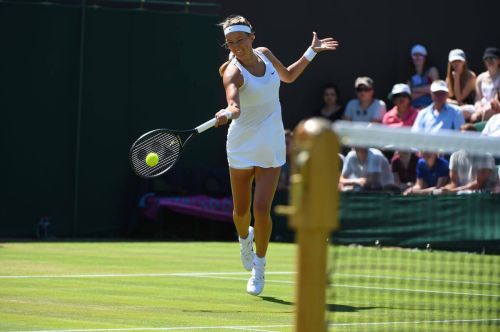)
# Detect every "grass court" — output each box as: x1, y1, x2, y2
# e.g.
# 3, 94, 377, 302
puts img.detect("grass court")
0, 242, 498, 331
